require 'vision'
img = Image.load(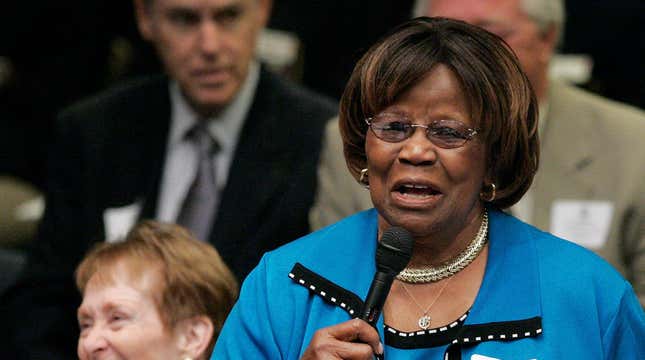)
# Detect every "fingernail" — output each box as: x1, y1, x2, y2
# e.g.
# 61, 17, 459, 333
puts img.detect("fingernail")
377, 342, 384, 354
